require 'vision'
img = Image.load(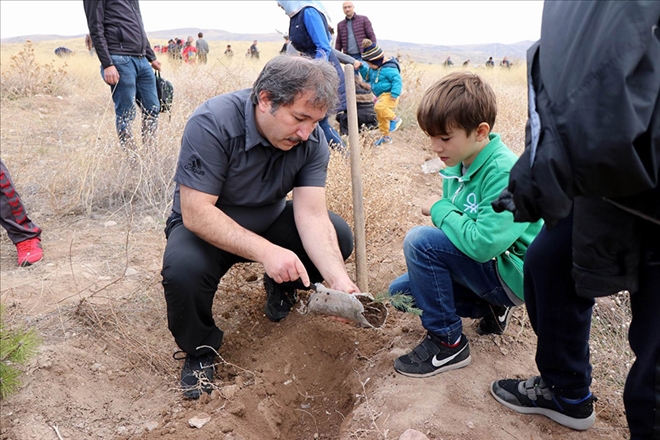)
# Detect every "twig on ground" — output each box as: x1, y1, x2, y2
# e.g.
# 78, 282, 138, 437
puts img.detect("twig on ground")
51, 424, 64, 440
354, 369, 384, 438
